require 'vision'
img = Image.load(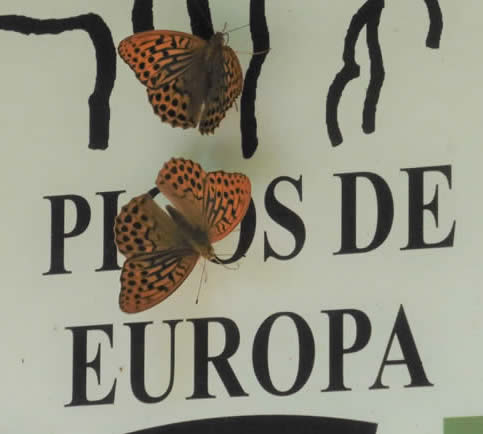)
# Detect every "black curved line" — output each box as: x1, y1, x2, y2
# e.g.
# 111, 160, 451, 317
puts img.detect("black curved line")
423, 0, 443, 49
241, 0, 269, 159
125, 414, 378, 434
186, 0, 214, 40
148, 187, 159, 198
326, 0, 383, 146
362, 2, 385, 134
132, 0, 154, 33
0, 14, 115, 150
